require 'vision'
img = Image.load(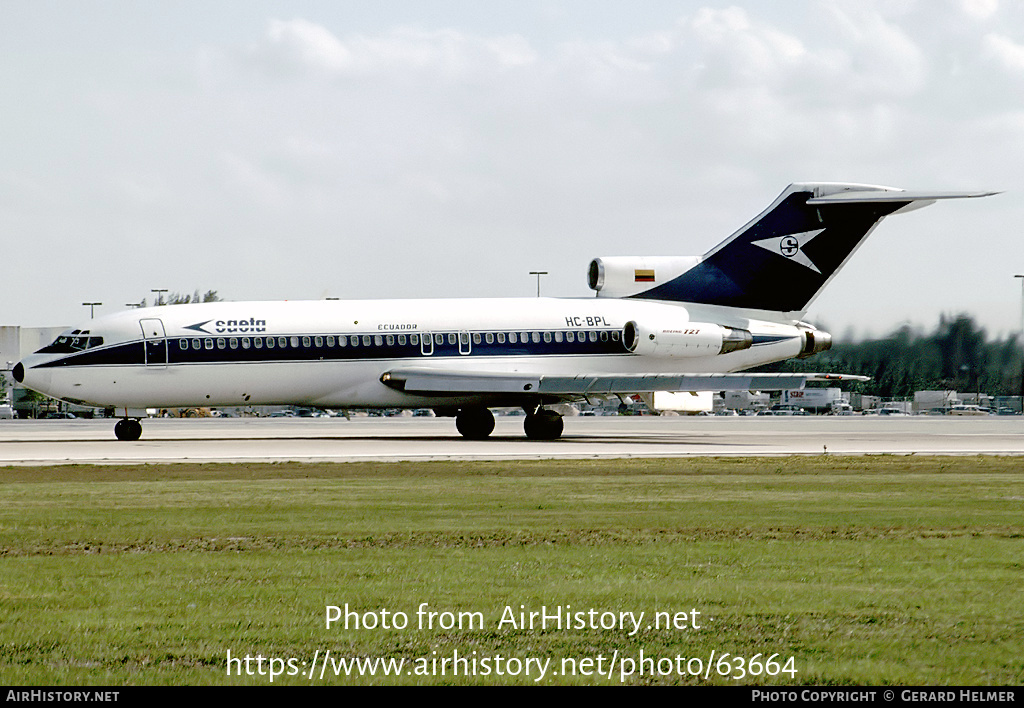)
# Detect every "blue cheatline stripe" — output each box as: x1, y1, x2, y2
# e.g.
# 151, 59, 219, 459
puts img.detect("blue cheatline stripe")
34, 329, 631, 369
